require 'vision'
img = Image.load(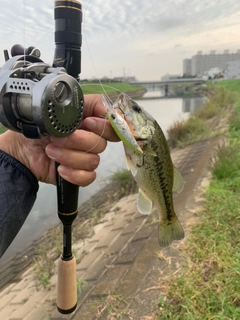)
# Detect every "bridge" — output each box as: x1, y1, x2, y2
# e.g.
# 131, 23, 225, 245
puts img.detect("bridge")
129, 78, 205, 86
